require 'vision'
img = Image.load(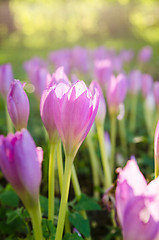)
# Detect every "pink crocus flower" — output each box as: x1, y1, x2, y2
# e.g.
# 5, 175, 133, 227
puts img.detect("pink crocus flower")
141, 74, 153, 99
115, 159, 159, 240
94, 59, 112, 89
51, 80, 99, 158
71, 46, 89, 73
23, 57, 47, 72
153, 82, 159, 110
89, 81, 106, 125
27, 66, 51, 99
112, 56, 123, 73
138, 46, 152, 63
0, 63, 14, 98
7, 80, 30, 130
0, 129, 43, 207
128, 69, 142, 94
106, 74, 127, 115
93, 46, 107, 61
40, 80, 70, 143
49, 49, 71, 75
47, 66, 71, 88
119, 49, 134, 63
